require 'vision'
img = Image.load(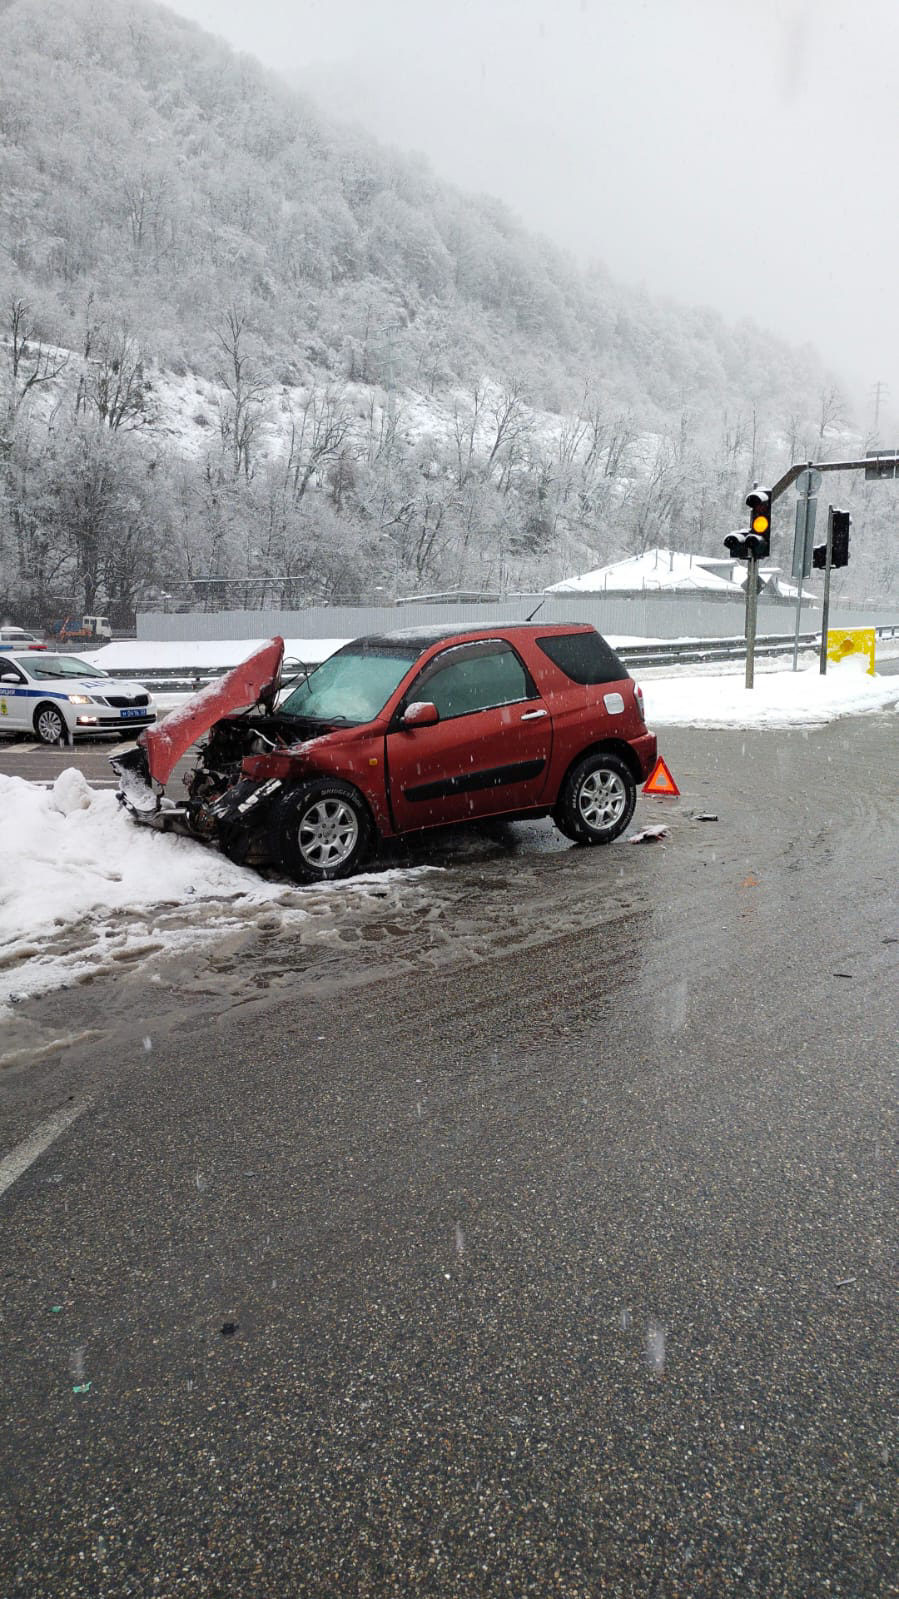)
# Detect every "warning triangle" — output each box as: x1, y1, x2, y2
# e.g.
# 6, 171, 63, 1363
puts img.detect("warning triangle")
643, 756, 680, 797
